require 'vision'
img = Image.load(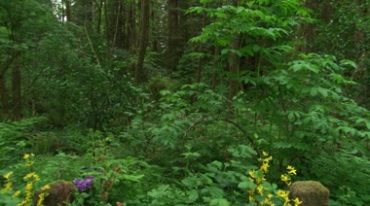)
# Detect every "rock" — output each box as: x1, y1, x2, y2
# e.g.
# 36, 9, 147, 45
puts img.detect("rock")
289, 181, 330, 206
34, 181, 76, 206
